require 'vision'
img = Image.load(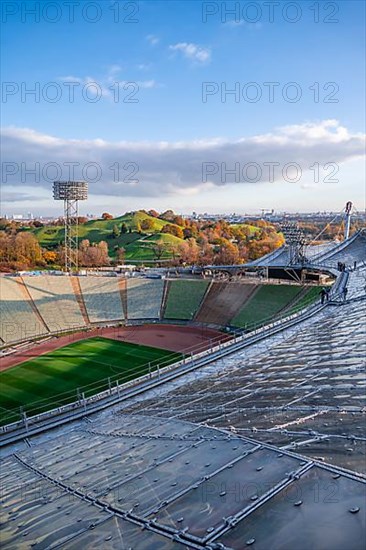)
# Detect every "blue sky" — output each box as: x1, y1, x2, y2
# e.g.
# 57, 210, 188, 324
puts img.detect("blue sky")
1, 0, 365, 215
